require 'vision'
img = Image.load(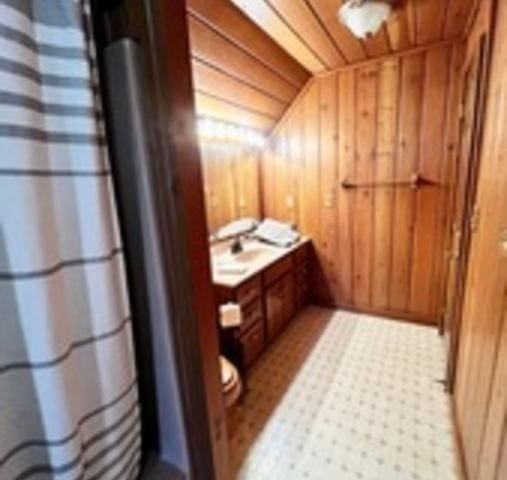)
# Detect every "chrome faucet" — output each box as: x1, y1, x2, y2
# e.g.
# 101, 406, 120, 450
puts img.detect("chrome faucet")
230, 234, 244, 254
